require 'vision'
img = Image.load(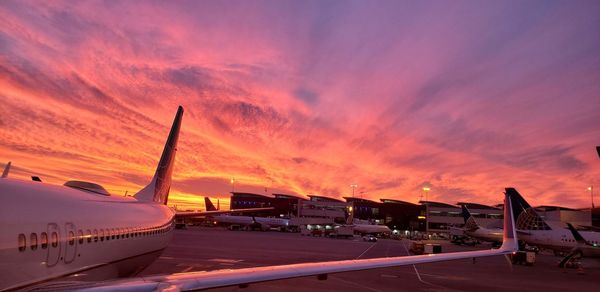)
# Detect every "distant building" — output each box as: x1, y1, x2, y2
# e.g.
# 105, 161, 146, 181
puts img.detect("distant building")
593, 207, 600, 227
379, 199, 426, 232
226, 192, 593, 235
534, 206, 591, 229
230, 192, 307, 218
